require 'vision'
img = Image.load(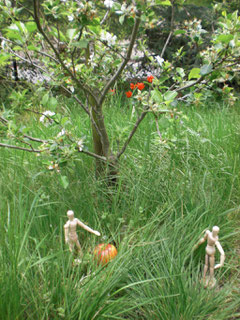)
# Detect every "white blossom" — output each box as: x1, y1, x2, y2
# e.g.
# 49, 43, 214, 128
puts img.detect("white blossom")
77, 139, 84, 151
1, 40, 6, 49
121, 3, 127, 13
68, 15, 74, 22
69, 86, 75, 93
155, 56, 164, 67
104, 0, 114, 8
40, 110, 55, 126
57, 129, 65, 137
100, 31, 117, 46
